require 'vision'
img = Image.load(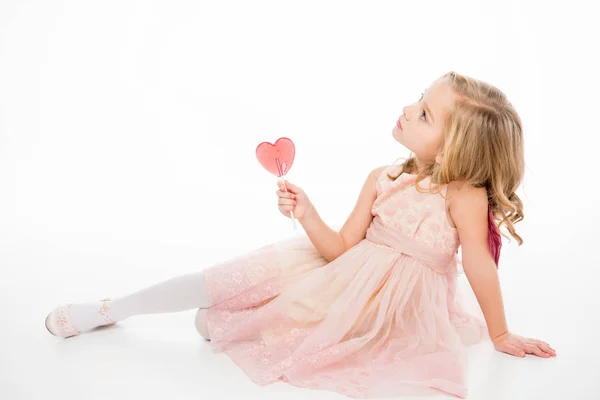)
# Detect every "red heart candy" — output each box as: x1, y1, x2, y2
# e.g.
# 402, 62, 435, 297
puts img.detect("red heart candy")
255, 137, 295, 177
